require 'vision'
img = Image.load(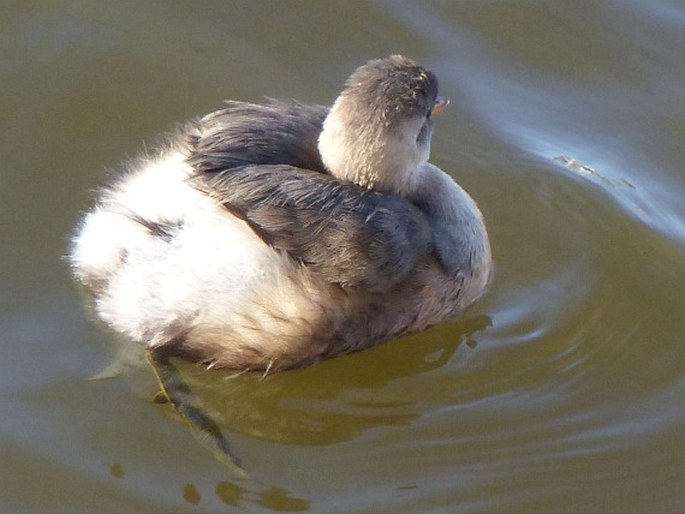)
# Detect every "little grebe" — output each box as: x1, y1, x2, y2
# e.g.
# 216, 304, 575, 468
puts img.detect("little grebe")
70, 55, 491, 373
